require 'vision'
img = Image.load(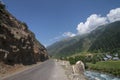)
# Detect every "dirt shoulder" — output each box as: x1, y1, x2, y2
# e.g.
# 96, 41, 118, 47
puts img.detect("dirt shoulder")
0, 62, 42, 79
